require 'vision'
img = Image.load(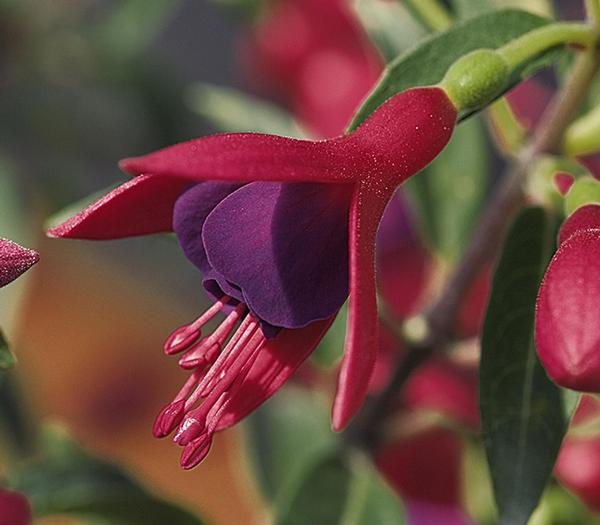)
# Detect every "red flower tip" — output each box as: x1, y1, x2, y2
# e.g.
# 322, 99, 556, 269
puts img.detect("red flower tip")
152, 399, 186, 438
554, 172, 575, 196
558, 204, 600, 246
0, 238, 39, 288
180, 433, 214, 470
0, 489, 31, 525
536, 228, 600, 391
117, 158, 138, 175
